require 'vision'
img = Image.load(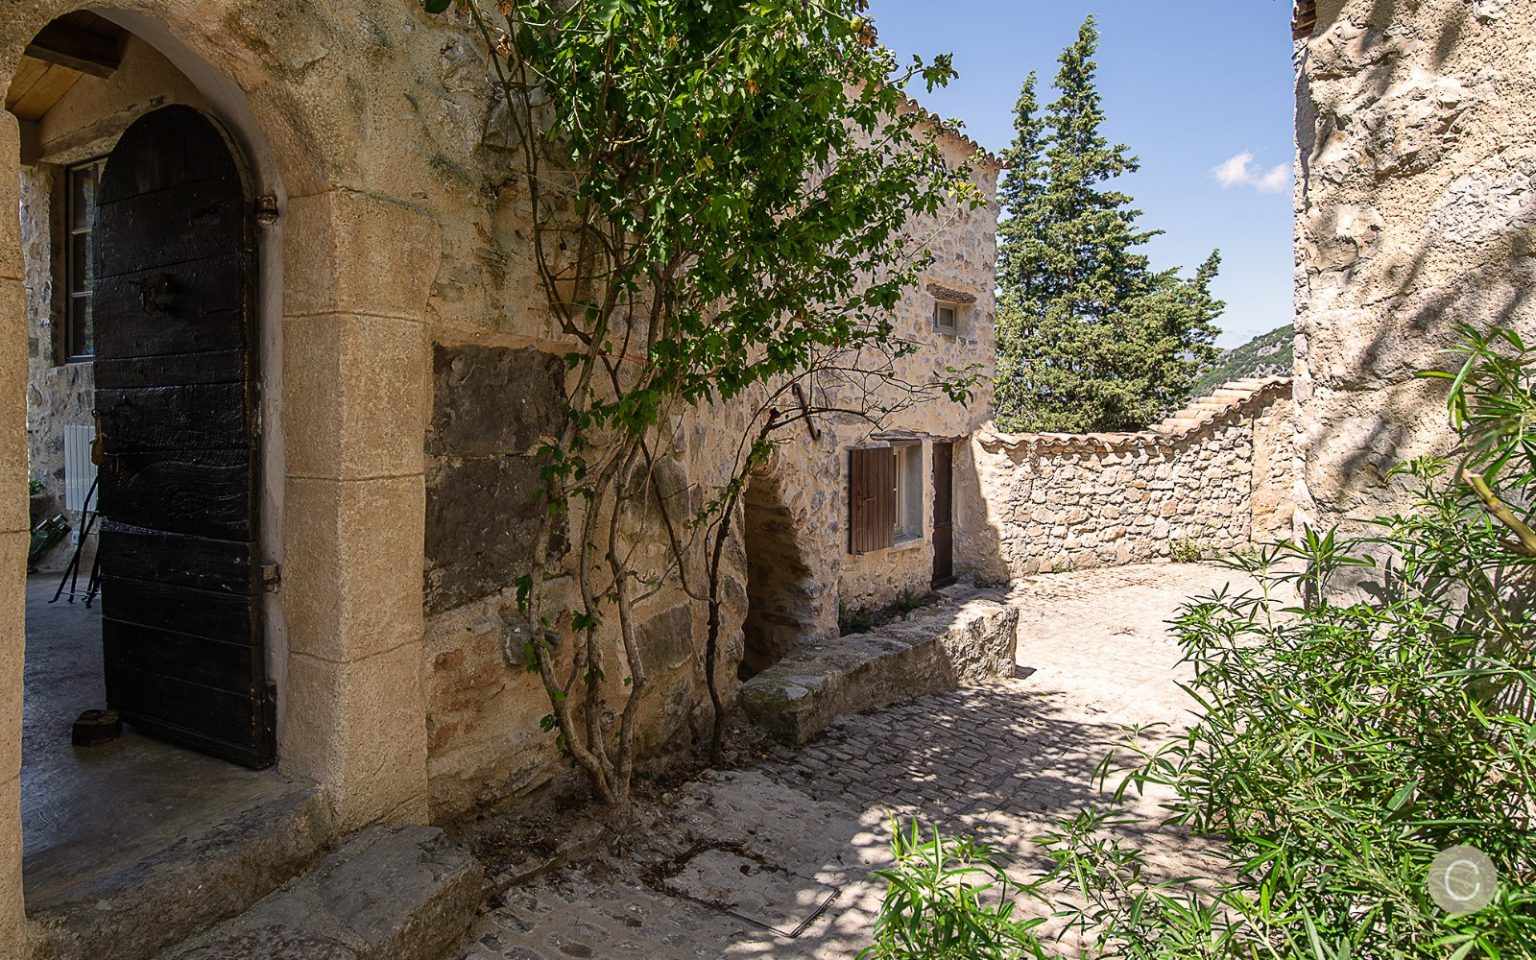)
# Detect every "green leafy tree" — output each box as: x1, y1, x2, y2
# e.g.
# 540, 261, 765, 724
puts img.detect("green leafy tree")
421, 0, 982, 809
995, 18, 1222, 433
